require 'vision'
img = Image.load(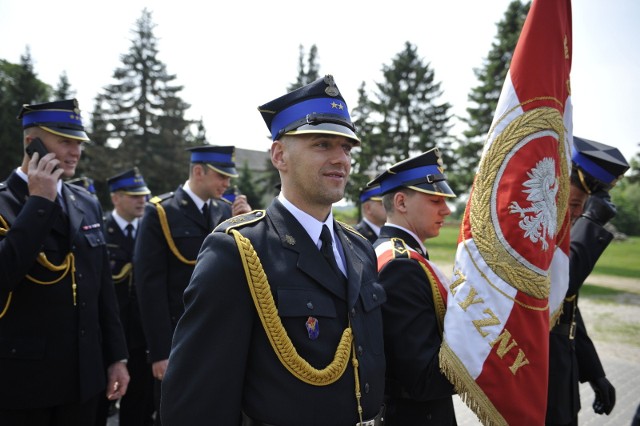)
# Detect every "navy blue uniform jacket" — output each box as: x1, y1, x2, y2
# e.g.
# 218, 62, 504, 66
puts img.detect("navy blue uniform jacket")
374, 226, 456, 426
161, 199, 386, 425
134, 186, 231, 363
0, 171, 127, 409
